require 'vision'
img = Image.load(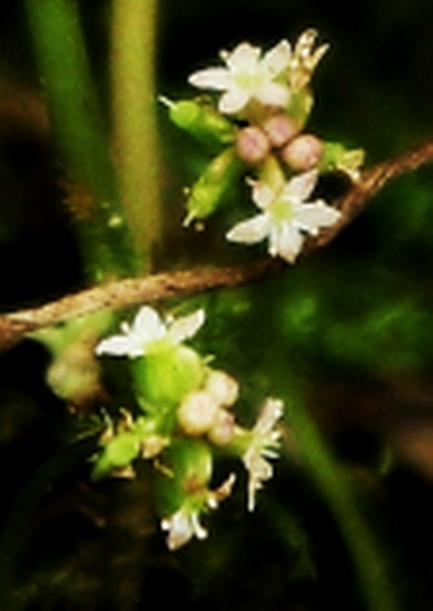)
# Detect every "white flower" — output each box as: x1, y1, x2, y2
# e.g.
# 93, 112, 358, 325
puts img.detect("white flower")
242, 398, 284, 512
161, 473, 236, 550
95, 306, 205, 358
161, 507, 208, 551
188, 40, 291, 115
226, 169, 340, 263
